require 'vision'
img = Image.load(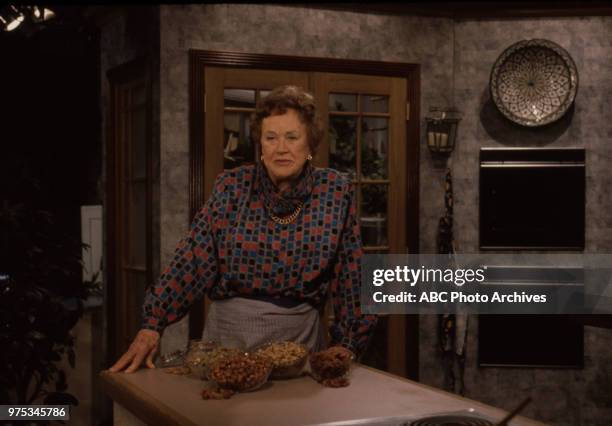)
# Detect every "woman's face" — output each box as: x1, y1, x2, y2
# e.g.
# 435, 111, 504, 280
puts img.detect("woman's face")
260, 108, 311, 191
